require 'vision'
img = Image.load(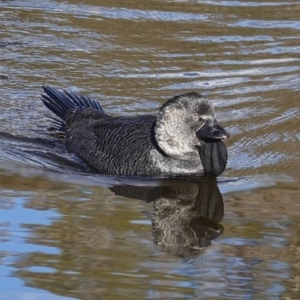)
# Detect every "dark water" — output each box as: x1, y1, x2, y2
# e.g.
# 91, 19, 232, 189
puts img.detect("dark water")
0, 0, 300, 299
